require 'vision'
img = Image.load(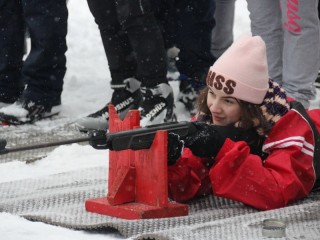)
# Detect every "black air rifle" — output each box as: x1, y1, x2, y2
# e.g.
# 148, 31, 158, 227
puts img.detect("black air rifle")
0, 121, 197, 155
